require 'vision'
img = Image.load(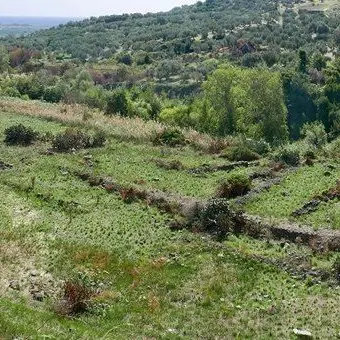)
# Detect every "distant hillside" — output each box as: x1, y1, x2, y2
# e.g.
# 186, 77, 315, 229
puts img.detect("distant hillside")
0, 17, 78, 38
1, 0, 339, 61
